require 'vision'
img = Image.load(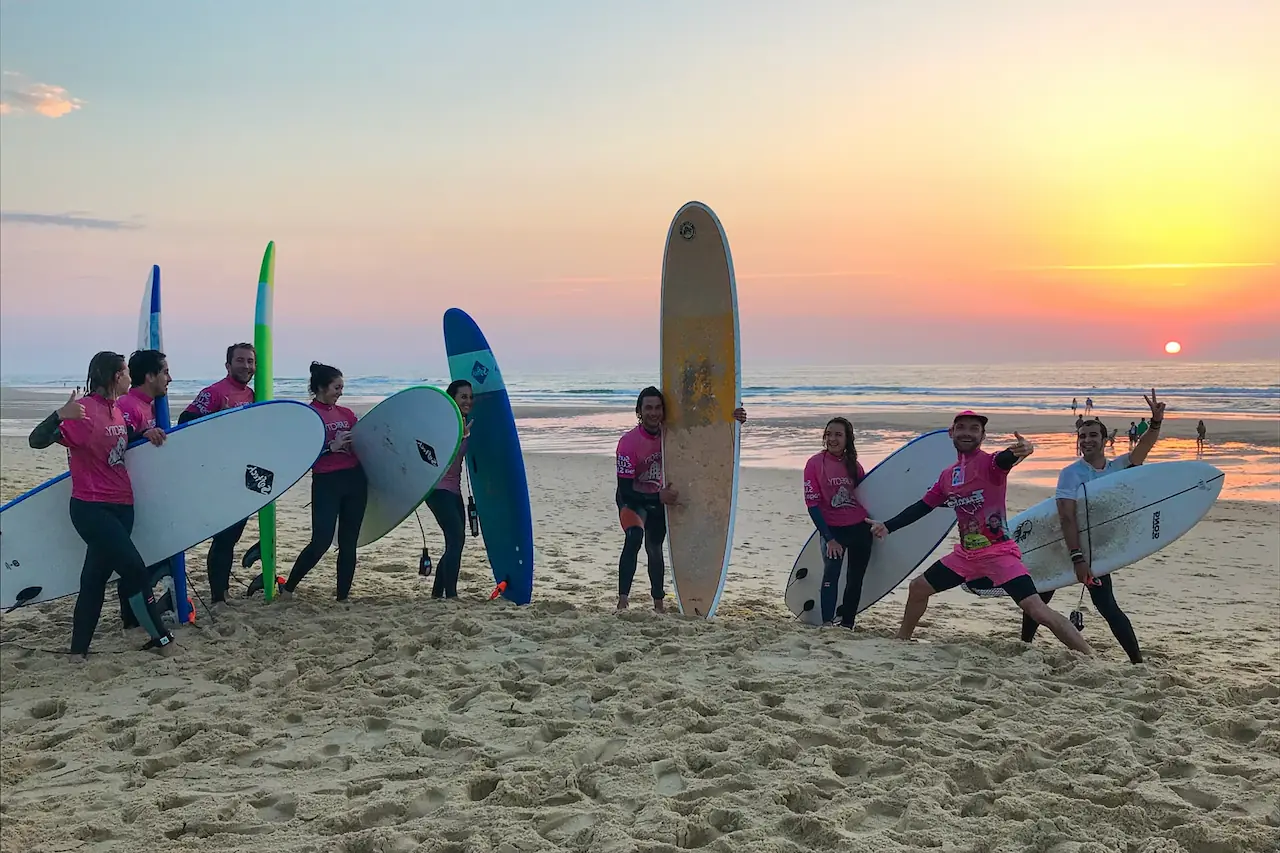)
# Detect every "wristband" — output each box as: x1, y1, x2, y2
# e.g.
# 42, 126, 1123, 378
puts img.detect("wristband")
1069, 550, 1086, 564
1149, 421, 1162, 429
